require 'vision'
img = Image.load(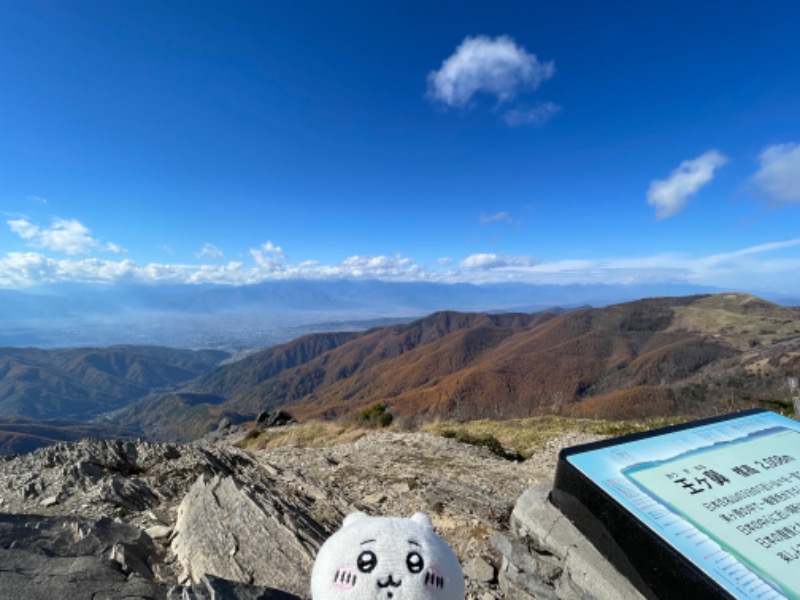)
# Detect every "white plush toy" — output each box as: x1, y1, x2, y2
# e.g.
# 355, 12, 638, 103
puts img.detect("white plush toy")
311, 512, 465, 600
